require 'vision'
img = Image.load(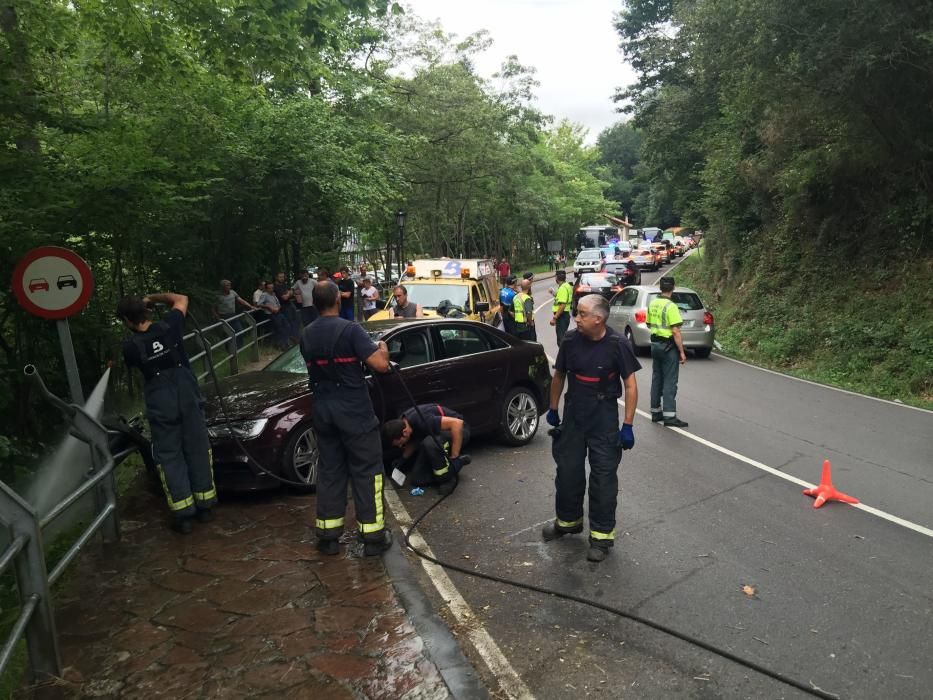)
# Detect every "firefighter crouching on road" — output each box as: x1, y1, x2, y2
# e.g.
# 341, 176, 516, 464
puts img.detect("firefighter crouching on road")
300, 281, 393, 557
544, 294, 640, 563
383, 405, 470, 496
117, 293, 217, 535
